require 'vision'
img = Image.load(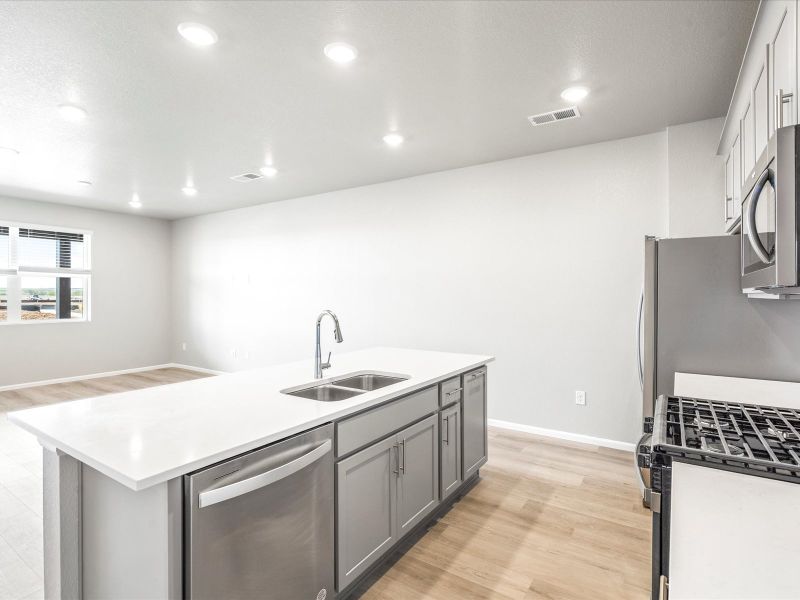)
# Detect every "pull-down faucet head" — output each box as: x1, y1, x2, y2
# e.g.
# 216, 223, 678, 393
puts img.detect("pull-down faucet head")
315, 310, 343, 378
